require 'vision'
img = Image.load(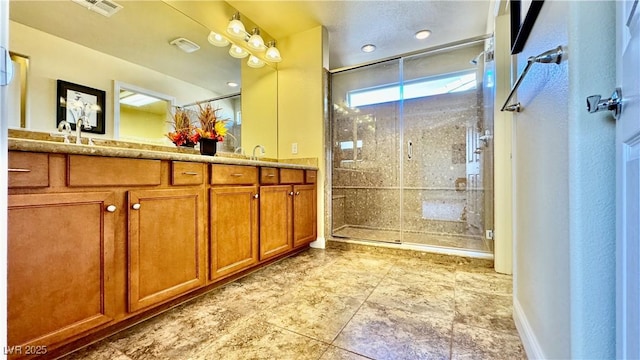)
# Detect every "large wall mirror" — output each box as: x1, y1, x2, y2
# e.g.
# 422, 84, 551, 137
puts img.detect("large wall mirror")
8, 0, 278, 157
